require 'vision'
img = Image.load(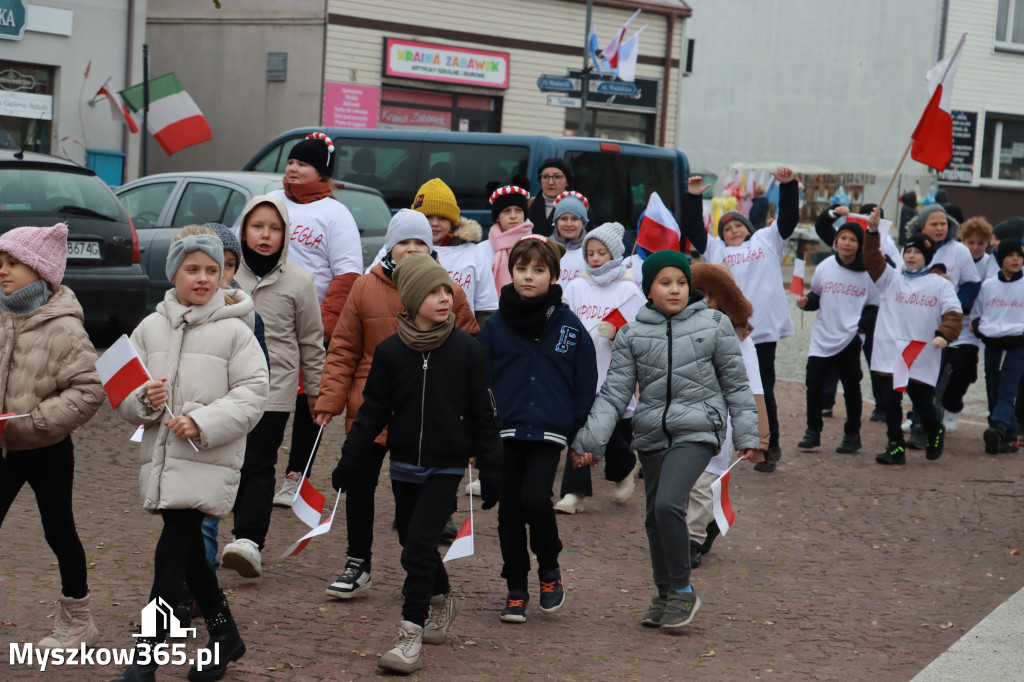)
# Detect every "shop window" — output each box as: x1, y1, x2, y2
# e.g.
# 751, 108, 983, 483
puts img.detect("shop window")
996, 0, 1024, 48
980, 112, 1024, 181
379, 86, 500, 132
0, 61, 53, 153
564, 108, 655, 145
